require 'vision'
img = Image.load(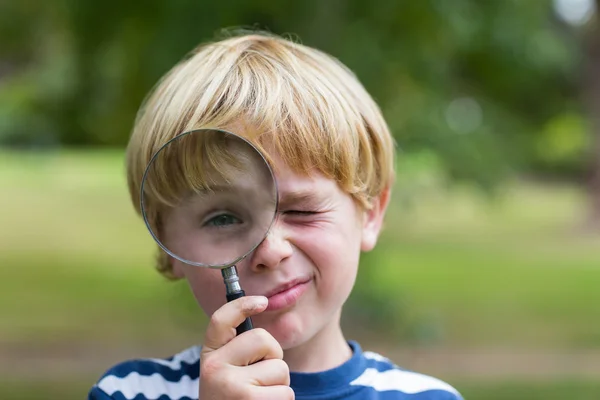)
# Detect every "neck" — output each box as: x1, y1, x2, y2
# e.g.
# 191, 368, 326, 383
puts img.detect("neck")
282, 309, 352, 373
